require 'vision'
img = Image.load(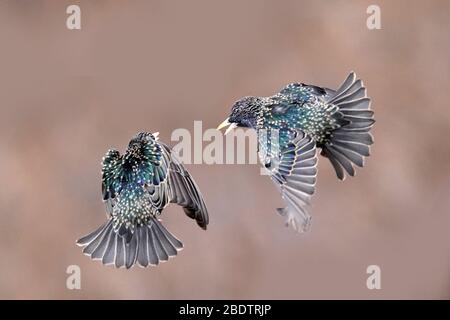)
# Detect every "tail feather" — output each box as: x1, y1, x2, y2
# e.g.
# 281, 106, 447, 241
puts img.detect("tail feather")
136, 226, 150, 267
125, 234, 138, 269
151, 229, 169, 261
153, 222, 178, 256
90, 222, 113, 260
115, 236, 126, 268
332, 131, 374, 145
80, 222, 112, 257
77, 218, 183, 269
322, 72, 375, 180
144, 227, 160, 266
76, 221, 108, 246
322, 148, 345, 180
102, 232, 117, 265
